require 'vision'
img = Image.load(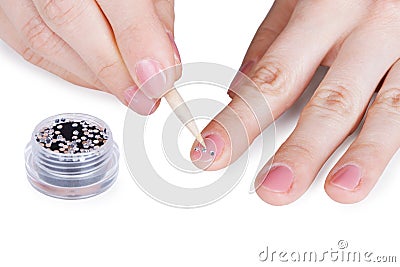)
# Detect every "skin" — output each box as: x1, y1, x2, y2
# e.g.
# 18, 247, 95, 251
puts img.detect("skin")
192, 0, 400, 205
0, 0, 179, 115
1, 0, 400, 205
